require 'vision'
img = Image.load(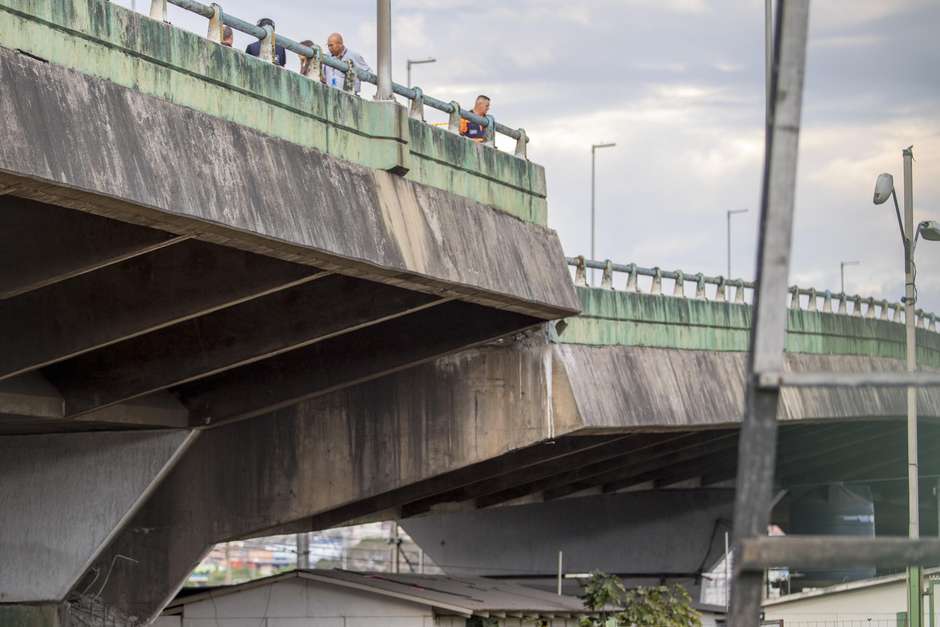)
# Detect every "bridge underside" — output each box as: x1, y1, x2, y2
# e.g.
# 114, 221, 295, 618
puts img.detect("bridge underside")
0, 43, 581, 625
13, 338, 923, 624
